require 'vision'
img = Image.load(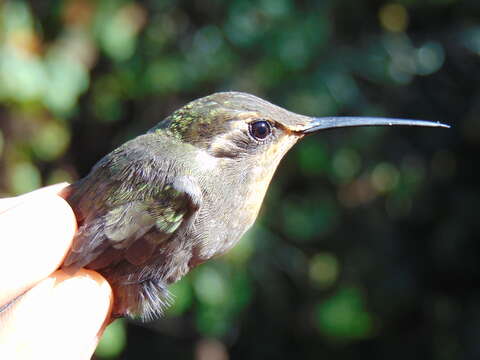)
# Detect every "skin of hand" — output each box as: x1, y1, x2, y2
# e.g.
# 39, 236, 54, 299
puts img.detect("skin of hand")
0, 183, 113, 360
